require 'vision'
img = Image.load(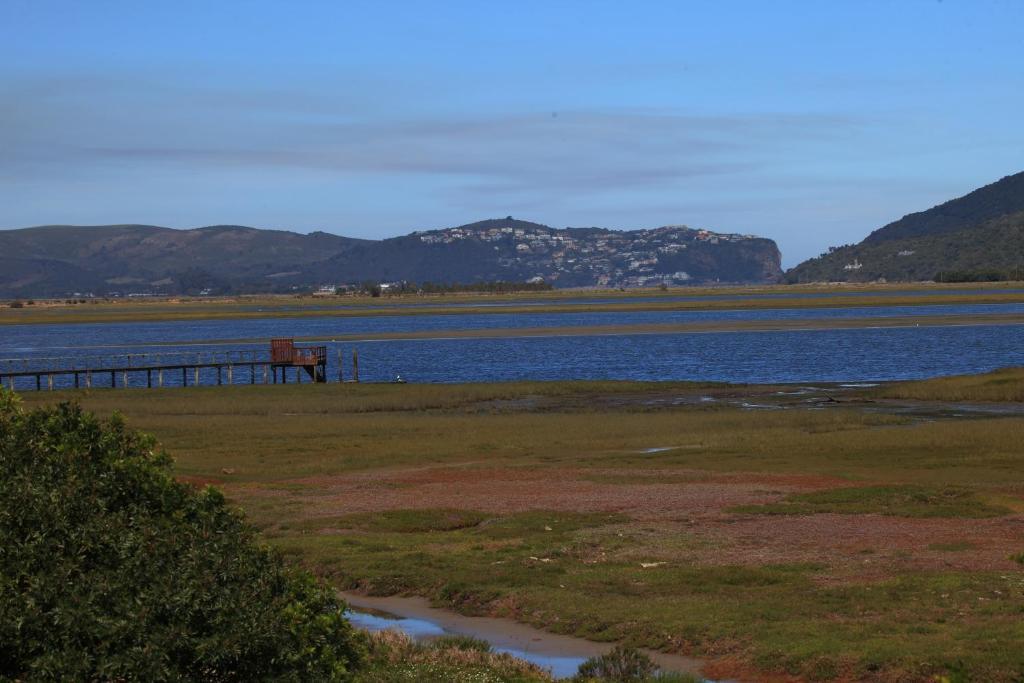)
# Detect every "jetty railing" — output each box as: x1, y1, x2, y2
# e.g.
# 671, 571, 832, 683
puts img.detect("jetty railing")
0, 344, 337, 392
